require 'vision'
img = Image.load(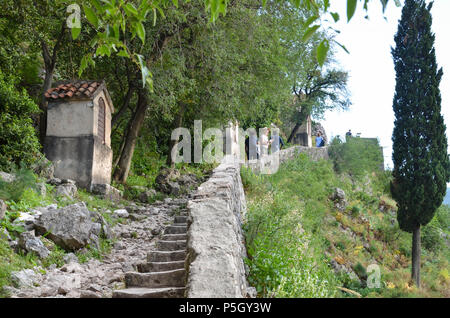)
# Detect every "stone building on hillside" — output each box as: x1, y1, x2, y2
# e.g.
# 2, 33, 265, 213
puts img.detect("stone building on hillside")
44, 80, 115, 189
